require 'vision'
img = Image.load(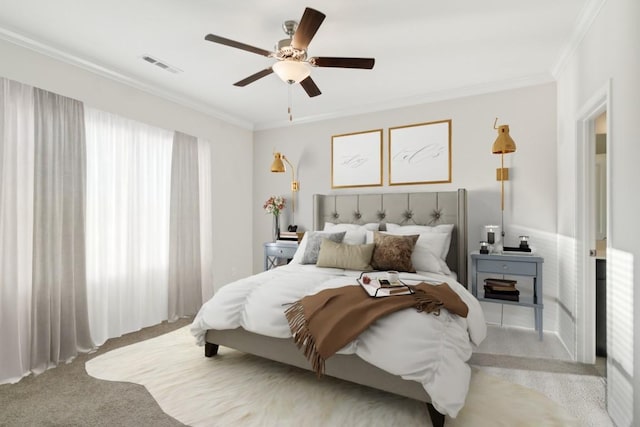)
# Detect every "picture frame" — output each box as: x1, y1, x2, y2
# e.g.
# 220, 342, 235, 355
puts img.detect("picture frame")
331, 129, 383, 189
389, 119, 452, 185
